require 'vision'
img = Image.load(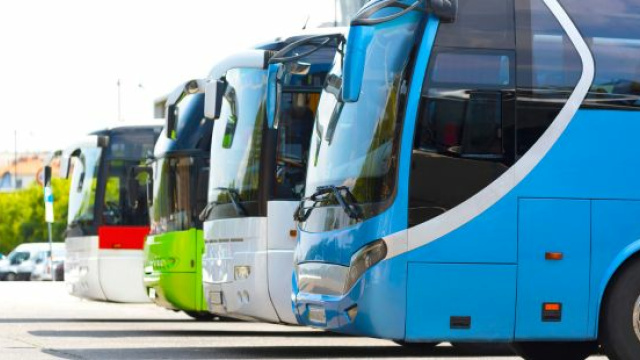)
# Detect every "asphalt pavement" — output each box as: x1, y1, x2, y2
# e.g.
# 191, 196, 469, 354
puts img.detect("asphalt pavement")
0, 282, 609, 360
